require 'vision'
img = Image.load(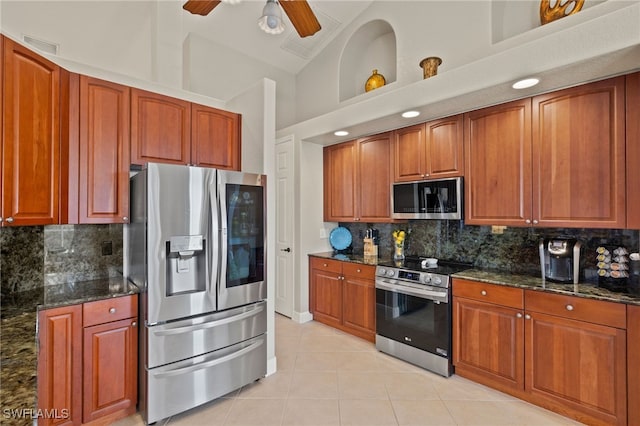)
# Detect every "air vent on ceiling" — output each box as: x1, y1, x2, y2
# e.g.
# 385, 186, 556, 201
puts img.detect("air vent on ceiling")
280, 8, 340, 59
23, 35, 59, 55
